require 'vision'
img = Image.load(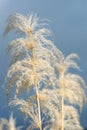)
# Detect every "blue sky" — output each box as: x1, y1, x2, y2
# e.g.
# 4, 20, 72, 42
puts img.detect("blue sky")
0, 0, 87, 128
